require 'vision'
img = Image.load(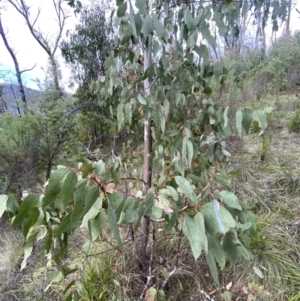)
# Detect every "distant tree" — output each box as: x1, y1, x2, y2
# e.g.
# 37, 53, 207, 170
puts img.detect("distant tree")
7, 0, 70, 95
61, 1, 113, 100
61, 2, 114, 148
